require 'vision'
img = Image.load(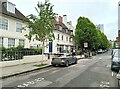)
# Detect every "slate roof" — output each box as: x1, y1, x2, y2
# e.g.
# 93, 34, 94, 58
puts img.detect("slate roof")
0, 2, 29, 22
